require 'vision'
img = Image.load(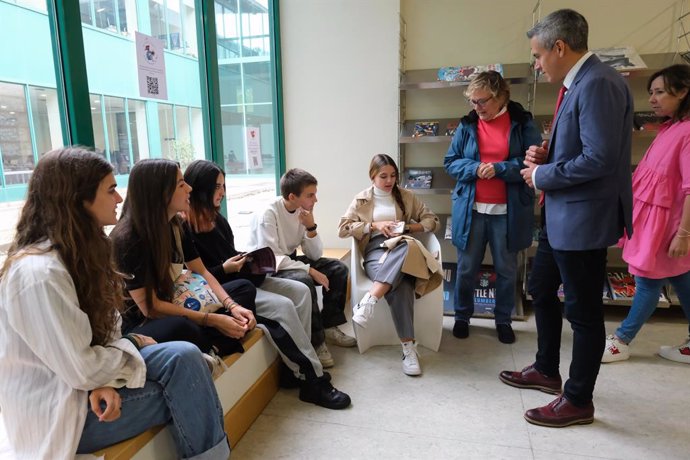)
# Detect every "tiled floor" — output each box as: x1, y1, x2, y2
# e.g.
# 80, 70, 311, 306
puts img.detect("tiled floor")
233, 307, 690, 460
